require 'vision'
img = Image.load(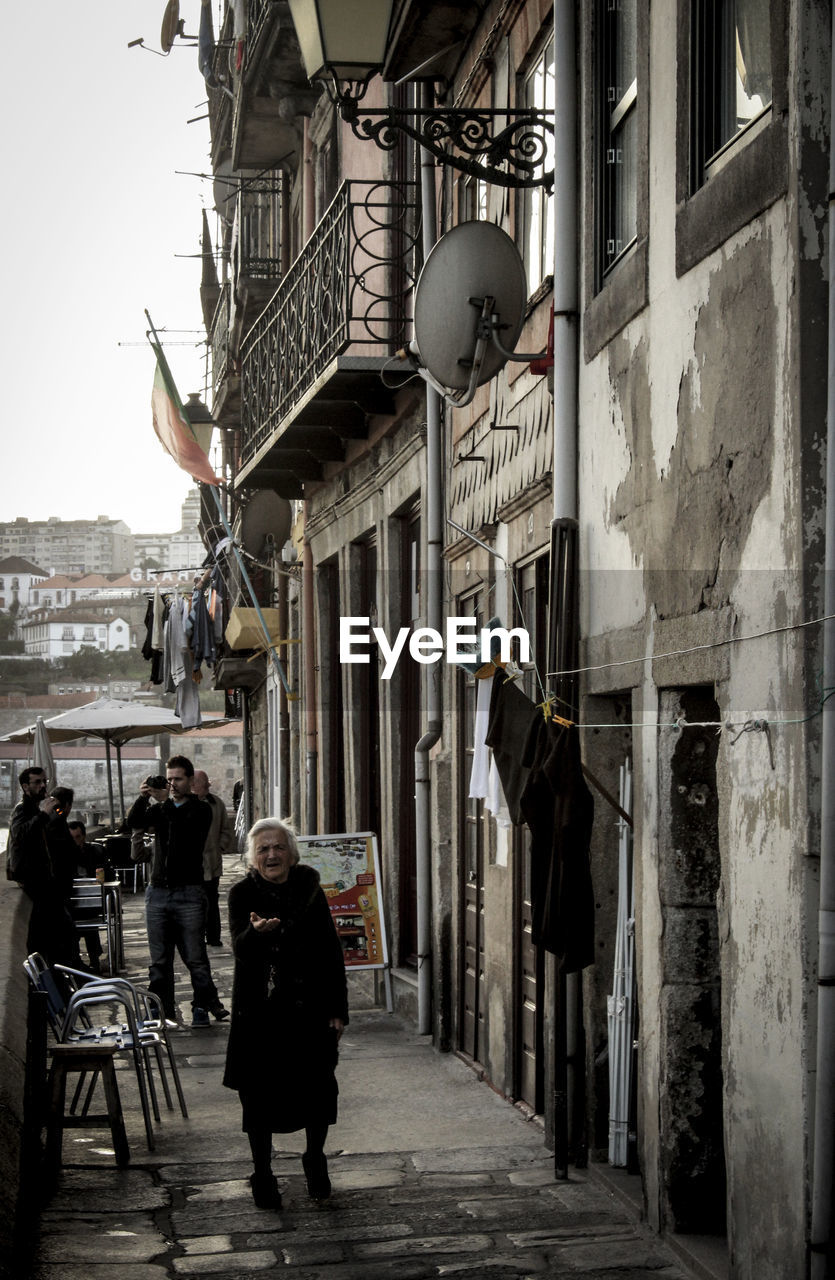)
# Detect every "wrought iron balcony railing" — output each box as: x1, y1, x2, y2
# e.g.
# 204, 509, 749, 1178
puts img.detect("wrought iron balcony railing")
209, 283, 233, 409
235, 180, 283, 283
240, 179, 417, 467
